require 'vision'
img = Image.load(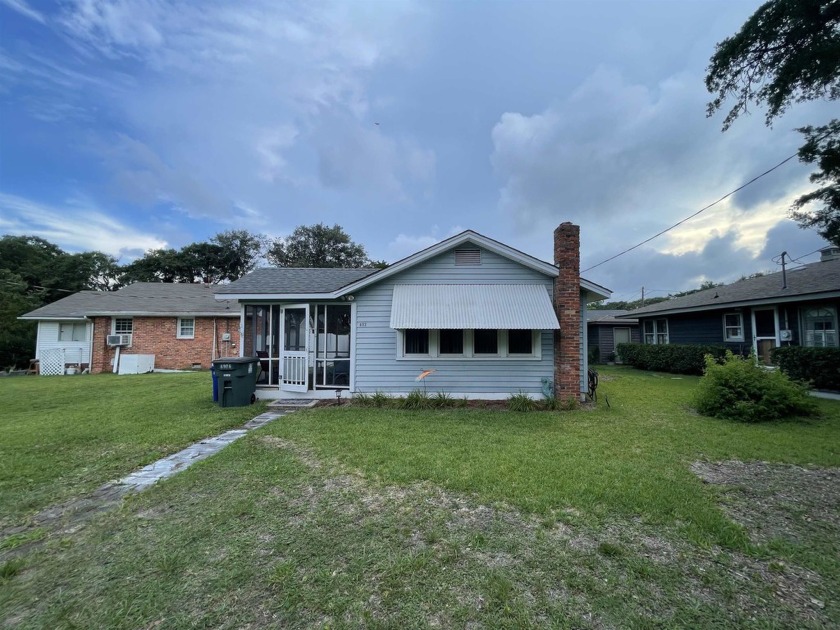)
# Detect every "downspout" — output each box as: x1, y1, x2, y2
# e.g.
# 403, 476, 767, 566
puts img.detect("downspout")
212, 318, 217, 362
239, 305, 246, 358
88, 318, 94, 372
